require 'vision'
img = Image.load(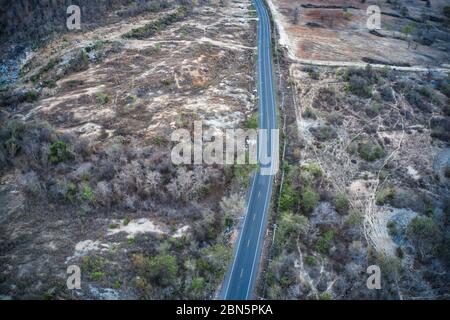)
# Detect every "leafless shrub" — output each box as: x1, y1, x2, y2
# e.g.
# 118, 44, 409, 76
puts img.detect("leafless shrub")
72, 162, 93, 180
292, 7, 300, 24
74, 138, 92, 159
166, 168, 190, 201
191, 210, 218, 242
22, 135, 41, 165
48, 178, 70, 202
117, 160, 146, 194
124, 194, 138, 211
95, 181, 112, 208
0, 144, 6, 168
167, 166, 220, 202
111, 178, 125, 204
94, 159, 115, 181
220, 193, 244, 220
142, 199, 155, 211
430, 117, 450, 142
144, 170, 162, 196
20, 171, 44, 198
312, 87, 337, 110
36, 124, 53, 142
154, 154, 175, 174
